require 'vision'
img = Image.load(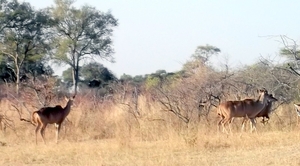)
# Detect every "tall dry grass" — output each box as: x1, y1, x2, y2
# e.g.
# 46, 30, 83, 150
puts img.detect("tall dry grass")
0, 94, 300, 165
